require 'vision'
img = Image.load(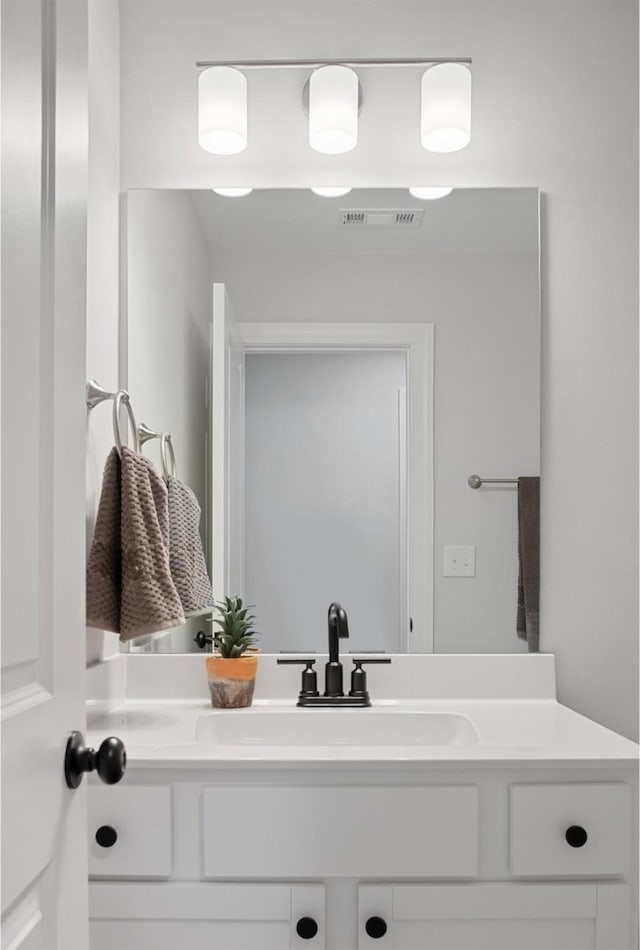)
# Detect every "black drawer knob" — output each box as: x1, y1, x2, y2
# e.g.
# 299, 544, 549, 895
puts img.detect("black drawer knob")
296, 917, 318, 940
565, 825, 588, 848
365, 916, 388, 939
95, 825, 118, 848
